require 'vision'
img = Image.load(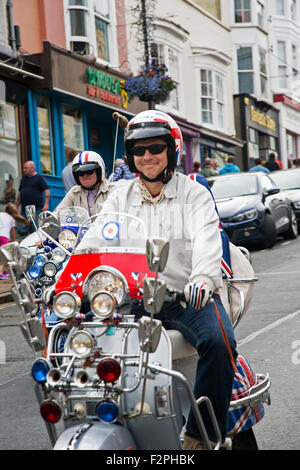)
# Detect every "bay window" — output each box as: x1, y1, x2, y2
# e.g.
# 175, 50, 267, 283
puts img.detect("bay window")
199, 69, 224, 128
237, 47, 254, 94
